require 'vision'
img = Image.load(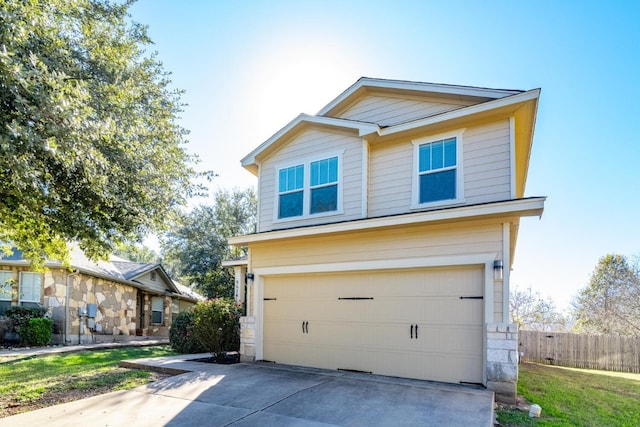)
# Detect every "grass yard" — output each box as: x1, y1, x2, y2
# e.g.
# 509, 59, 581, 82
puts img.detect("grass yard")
0, 346, 176, 418
497, 362, 640, 426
